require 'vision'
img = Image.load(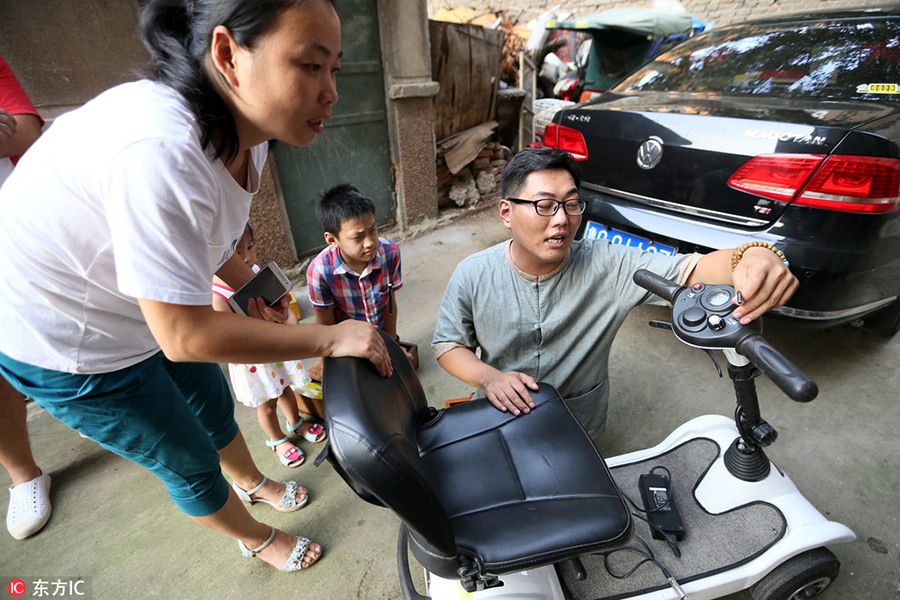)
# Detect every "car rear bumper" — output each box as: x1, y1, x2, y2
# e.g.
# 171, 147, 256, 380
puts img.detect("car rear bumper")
771, 296, 897, 324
